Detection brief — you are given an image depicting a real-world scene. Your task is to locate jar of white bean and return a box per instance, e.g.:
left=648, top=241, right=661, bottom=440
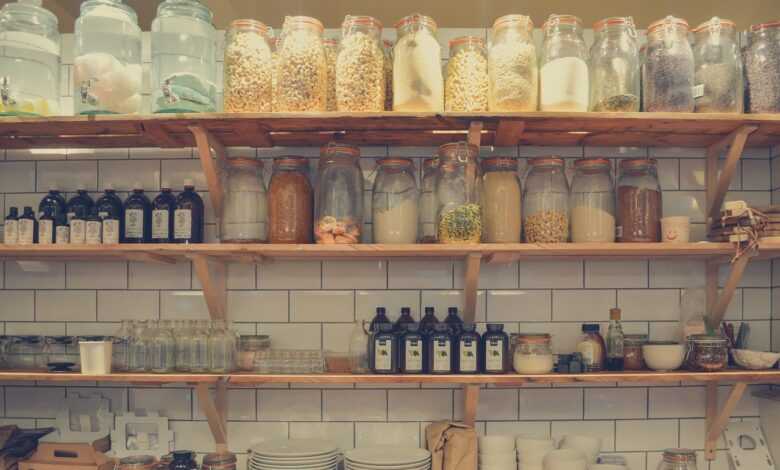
left=223, top=19, right=273, bottom=113
left=276, top=16, right=327, bottom=112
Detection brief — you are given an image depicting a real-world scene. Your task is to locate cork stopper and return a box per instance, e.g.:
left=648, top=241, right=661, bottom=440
left=610, top=308, right=622, bottom=321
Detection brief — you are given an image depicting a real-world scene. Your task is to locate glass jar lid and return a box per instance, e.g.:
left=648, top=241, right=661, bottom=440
left=493, top=14, right=533, bottom=31
left=594, top=16, right=636, bottom=32
left=449, top=35, right=485, bottom=49
left=377, top=157, right=414, bottom=169
left=438, top=142, right=478, bottom=164
left=343, top=15, right=383, bottom=31
left=282, top=15, right=324, bottom=33
left=225, top=157, right=264, bottom=169
left=620, top=158, right=657, bottom=170
left=481, top=156, right=518, bottom=171
left=662, top=449, right=697, bottom=463
left=156, top=0, right=212, bottom=24
left=529, top=156, right=564, bottom=167
left=80, top=0, right=138, bottom=24
left=688, top=334, right=728, bottom=345
left=273, top=156, right=308, bottom=169
left=395, top=13, right=437, bottom=33
left=543, top=14, right=583, bottom=31
left=692, top=17, right=736, bottom=34
left=0, top=0, right=59, bottom=32
left=229, top=18, right=270, bottom=36
left=647, top=16, right=689, bottom=34
left=751, top=21, right=780, bottom=32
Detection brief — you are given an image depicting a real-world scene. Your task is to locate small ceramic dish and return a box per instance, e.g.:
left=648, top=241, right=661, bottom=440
left=733, top=349, right=780, bottom=370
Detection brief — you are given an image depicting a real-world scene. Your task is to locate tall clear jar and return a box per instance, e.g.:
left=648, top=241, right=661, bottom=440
left=590, top=17, right=640, bottom=112
left=617, top=159, right=662, bottom=242
left=481, top=157, right=522, bottom=243
left=223, top=19, right=273, bottom=113
left=174, top=320, right=193, bottom=372
left=73, top=0, right=142, bottom=115
left=540, top=15, right=589, bottom=112
left=151, top=0, right=216, bottom=114
left=147, top=320, right=176, bottom=374
left=315, top=144, right=364, bottom=244
left=692, top=18, right=743, bottom=113
left=445, top=36, right=488, bottom=112
left=393, top=14, right=443, bottom=112
left=0, top=0, right=60, bottom=116
left=419, top=157, right=438, bottom=243
left=372, top=158, right=418, bottom=244
left=112, top=320, right=133, bottom=371
left=208, top=320, right=235, bottom=373
left=221, top=158, right=268, bottom=243
left=337, top=15, right=385, bottom=112
left=323, top=38, right=338, bottom=111
left=189, top=320, right=210, bottom=373
left=268, top=156, right=313, bottom=244
left=570, top=158, right=615, bottom=242
left=657, top=449, right=698, bottom=470
left=523, top=157, right=569, bottom=243
left=436, top=142, right=482, bottom=244
left=276, top=16, right=327, bottom=112
left=488, top=14, right=538, bottom=112
left=644, top=16, right=694, bottom=112
left=745, top=21, right=780, bottom=113
left=128, top=320, right=149, bottom=372
left=383, top=40, right=394, bottom=111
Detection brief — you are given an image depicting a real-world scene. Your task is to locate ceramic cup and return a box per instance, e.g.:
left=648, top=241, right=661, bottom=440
left=543, top=449, right=587, bottom=470
left=479, top=452, right=517, bottom=466
left=560, top=435, right=601, bottom=463
left=479, top=435, right=516, bottom=454
left=661, top=216, right=691, bottom=243
left=79, top=340, right=112, bottom=374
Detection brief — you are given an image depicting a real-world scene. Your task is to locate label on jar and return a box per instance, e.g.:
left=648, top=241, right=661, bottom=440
left=70, top=219, right=86, bottom=244
left=485, top=340, right=504, bottom=372
left=174, top=209, right=192, bottom=239
left=125, top=209, right=144, bottom=239
left=86, top=221, right=102, bottom=245
left=692, top=84, right=705, bottom=99
left=103, top=219, right=119, bottom=244
left=578, top=341, right=598, bottom=369
left=432, top=339, right=452, bottom=372
left=38, top=219, right=54, bottom=244
left=152, top=209, right=170, bottom=240
left=404, top=338, right=423, bottom=372
left=459, top=339, right=478, bottom=373
left=373, top=338, right=393, bottom=372
left=55, top=225, right=70, bottom=244
left=4, top=220, right=18, bottom=244
left=18, top=219, right=34, bottom=245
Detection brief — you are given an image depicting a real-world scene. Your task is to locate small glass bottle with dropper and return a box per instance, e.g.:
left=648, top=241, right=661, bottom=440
left=606, top=307, right=625, bottom=371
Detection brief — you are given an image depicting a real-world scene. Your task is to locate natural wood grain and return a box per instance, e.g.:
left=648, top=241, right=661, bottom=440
left=707, top=252, right=752, bottom=330
left=494, top=120, right=525, bottom=147
left=462, top=384, right=480, bottom=427
left=706, top=125, right=757, bottom=223
left=463, top=254, right=481, bottom=323
left=191, top=254, right=227, bottom=321
left=706, top=382, right=747, bottom=460
left=196, top=383, right=228, bottom=452
left=190, top=125, right=226, bottom=222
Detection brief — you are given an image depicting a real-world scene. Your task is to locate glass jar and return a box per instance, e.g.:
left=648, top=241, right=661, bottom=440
left=685, top=335, right=728, bottom=371
left=372, top=158, right=419, bottom=244
left=147, top=320, right=176, bottom=373
left=436, top=142, right=482, bottom=244
left=315, top=144, right=364, bottom=244
left=151, top=0, right=216, bottom=113
left=0, top=0, right=60, bottom=116
left=481, top=157, right=521, bottom=243
left=276, top=16, right=327, bottom=112
left=112, top=319, right=132, bottom=371
left=174, top=320, right=193, bottom=372
left=419, top=157, right=438, bottom=243
left=657, top=449, right=698, bottom=470
left=45, top=336, right=79, bottom=369
left=128, top=320, right=149, bottom=372
left=513, top=334, right=554, bottom=374
left=208, top=320, right=235, bottom=373
left=7, top=336, right=46, bottom=370
left=540, top=14, right=589, bottom=111
left=692, top=18, right=743, bottom=113
left=623, top=334, right=647, bottom=370
left=223, top=19, right=273, bottom=113
left=445, top=36, right=488, bottom=112
left=617, top=159, right=662, bottom=242
left=383, top=40, right=394, bottom=111
left=644, top=16, right=694, bottom=112
left=221, top=158, right=268, bottom=243
left=570, top=158, right=615, bottom=243
left=237, top=335, right=270, bottom=371
left=268, top=156, right=313, bottom=244
left=745, top=21, right=780, bottom=113
left=590, top=17, right=640, bottom=112
left=73, top=0, right=142, bottom=115
left=393, top=13, right=443, bottom=112
left=523, top=157, right=569, bottom=243
left=189, top=320, right=210, bottom=373
left=337, top=15, right=385, bottom=112
left=488, top=14, right=538, bottom=112
left=270, top=37, right=279, bottom=112
left=323, top=38, right=338, bottom=111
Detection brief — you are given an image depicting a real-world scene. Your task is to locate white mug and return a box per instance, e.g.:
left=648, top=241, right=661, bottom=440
left=661, top=216, right=691, bottom=243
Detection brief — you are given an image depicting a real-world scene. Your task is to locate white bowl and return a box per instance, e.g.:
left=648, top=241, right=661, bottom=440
left=733, top=349, right=780, bottom=370
left=479, top=435, right=516, bottom=454
left=479, top=453, right=516, bottom=466
left=560, top=435, right=601, bottom=463
left=543, top=449, right=587, bottom=470
left=642, top=342, right=685, bottom=371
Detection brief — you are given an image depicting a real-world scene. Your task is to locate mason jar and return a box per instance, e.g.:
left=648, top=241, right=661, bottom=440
left=540, top=14, right=589, bottom=112
left=276, top=16, right=327, bottom=112
left=644, top=16, right=694, bottom=112
left=481, top=157, right=521, bottom=243
left=221, top=158, right=268, bottom=243
left=590, top=17, right=640, bottom=112
left=223, top=19, right=273, bottom=113
left=616, top=159, right=662, bottom=242
left=436, top=142, right=482, bottom=244
left=372, top=158, right=418, bottom=244
left=393, top=14, right=443, bottom=112
left=657, top=449, right=698, bottom=470
left=268, top=156, right=313, bottom=244
left=0, top=0, right=60, bottom=116
left=445, top=36, right=488, bottom=112
left=337, top=15, right=385, bottom=112
left=488, top=14, right=538, bottom=112
left=513, top=334, right=554, bottom=374
left=692, top=17, right=743, bottom=113
left=745, top=21, right=780, bottom=113
left=523, top=157, right=570, bottom=243
left=570, top=158, right=615, bottom=242
left=419, top=157, right=438, bottom=243
left=73, top=0, right=142, bottom=115
left=315, top=143, right=364, bottom=244
left=685, top=334, right=728, bottom=371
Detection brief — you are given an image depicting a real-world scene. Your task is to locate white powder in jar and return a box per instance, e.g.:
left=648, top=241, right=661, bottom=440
left=393, top=29, right=443, bottom=112
left=571, top=205, right=615, bottom=242
left=482, top=171, right=521, bottom=243
left=222, top=171, right=268, bottom=242
left=540, top=56, right=589, bottom=111
left=513, top=353, right=555, bottom=374
left=373, top=196, right=418, bottom=244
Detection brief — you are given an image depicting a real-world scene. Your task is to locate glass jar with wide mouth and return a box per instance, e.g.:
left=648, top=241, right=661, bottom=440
left=540, top=14, right=589, bottom=111
left=436, top=142, right=482, bottom=244
left=323, top=38, right=338, bottom=111
left=745, top=21, right=780, bottom=113
left=590, top=17, right=640, bottom=112
left=337, top=15, right=385, bottom=112
left=7, top=335, right=46, bottom=369
left=570, top=158, right=615, bottom=242
left=616, top=158, right=662, bottom=242
left=73, top=0, right=142, bottom=115
left=513, top=334, right=554, bottom=374
left=692, top=17, right=743, bottom=113
left=419, top=157, right=438, bottom=243
left=223, top=19, right=273, bottom=113
left=221, top=158, right=267, bottom=243
left=268, top=156, right=313, bottom=244
left=523, top=157, right=570, bottom=243
left=315, top=143, right=364, bottom=244
left=0, top=0, right=60, bottom=116
left=372, top=158, right=418, bottom=244
left=393, top=13, right=443, bottom=112
left=481, top=157, right=521, bottom=243
left=383, top=40, right=394, bottom=110
left=644, top=16, right=694, bottom=112
left=488, top=14, right=538, bottom=112
left=46, top=336, right=80, bottom=368
left=658, top=449, right=698, bottom=470
left=276, top=15, right=327, bottom=112
left=445, top=36, right=488, bottom=112
left=685, top=334, right=729, bottom=371
left=623, top=334, right=648, bottom=370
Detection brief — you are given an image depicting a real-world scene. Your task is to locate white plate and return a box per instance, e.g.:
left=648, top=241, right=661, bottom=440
left=345, top=447, right=431, bottom=466
left=346, top=465, right=429, bottom=470
left=251, top=439, right=339, bottom=458
left=251, top=463, right=336, bottom=470
left=251, top=453, right=340, bottom=463
left=251, top=457, right=339, bottom=467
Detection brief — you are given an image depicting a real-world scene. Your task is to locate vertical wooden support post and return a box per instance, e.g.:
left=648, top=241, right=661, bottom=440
left=467, top=121, right=484, bottom=148
left=463, top=254, right=482, bottom=323
left=191, top=254, right=227, bottom=321
left=705, top=382, right=747, bottom=460
left=216, top=377, right=228, bottom=447
left=494, top=120, right=525, bottom=147
left=196, top=382, right=228, bottom=453
left=189, top=125, right=227, bottom=223
left=462, top=384, right=480, bottom=428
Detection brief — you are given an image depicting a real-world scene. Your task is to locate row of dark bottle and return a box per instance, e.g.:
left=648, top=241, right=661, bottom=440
left=368, top=307, right=511, bottom=374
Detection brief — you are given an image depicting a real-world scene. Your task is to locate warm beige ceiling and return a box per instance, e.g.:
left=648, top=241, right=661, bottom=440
left=4, top=0, right=778, bottom=32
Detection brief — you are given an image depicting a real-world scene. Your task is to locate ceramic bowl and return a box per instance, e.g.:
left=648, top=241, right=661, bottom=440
left=479, top=452, right=516, bottom=466
left=733, top=349, right=780, bottom=370
left=479, top=435, right=516, bottom=454
left=543, top=449, right=587, bottom=470
left=560, top=435, right=601, bottom=463
left=588, top=465, right=627, bottom=470
left=642, top=342, right=685, bottom=371
left=516, top=437, right=555, bottom=465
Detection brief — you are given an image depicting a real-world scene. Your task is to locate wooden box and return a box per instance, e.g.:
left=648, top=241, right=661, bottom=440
left=19, top=442, right=112, bottom=470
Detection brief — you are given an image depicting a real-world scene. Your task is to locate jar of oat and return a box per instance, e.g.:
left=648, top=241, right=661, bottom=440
left=617, top=158, right=662, bottom=242
left=373, top=158, right=418, bottom=244
left=540, top=14, right=589, bottom=111
left=268, top=156, right=313, bottom=244
left=644, top=16, right=694, bottom=112
left=692, top=18, right=743, bottom=113
left=445, top=36, right=488, bottom=112
left=436, top=142, right=482, bottom=244
left=383, top=40, right=394, bottom=111
left=271, top=37, right=279, bottom=111
left=570, top=158, right=615, bottom=242
left=323, top=38, right=338, bottom=111
left=745, top=21, right=780, bottom=113
left=223, top=19, right=273, bottom=113
left=276, top=15, right=327, bottom=112
left=221, top=158, right=268, bottom=243
left=488, top=14, right=538, bottom=112
left=336, top=15, right=385, bottom=112
left=523, top=157, right=569, bottom=243
left=590, top=17, right=640, bottom=112
left=315, top=144, right=364, bottom=244
left=393, top=13, right=443, bottom=112
left=481, top=157, right=521, bottom=243
left=419, top=157, right=438, bottom=243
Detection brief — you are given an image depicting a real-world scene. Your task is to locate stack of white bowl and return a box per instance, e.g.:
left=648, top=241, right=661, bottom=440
left=559, top=435, right=602, bottom=465
left=249, top=439, right=339, bottom=470
left=479, top=435, right=517, bottom=470
left=515, top=437, right=556, bottom=470
left=344, top=447, right=431, bottom=470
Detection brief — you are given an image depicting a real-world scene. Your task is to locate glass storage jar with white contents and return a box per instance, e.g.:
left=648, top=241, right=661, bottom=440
left=488, top=14, right=538, bottom=112
left=393, top=13, right=443, bottom=112
left=73, top=0, right=142, bottom=115
left=644, top=16, right=694, bottom=112
left=0, top=0, right=60, bottom=116
left=419, top=157, right=438, bottom=243
left=445, top=36, right=488, bottom=112
left=224, top=20, right=273, bottom=113
left=590, top=17, right=640, bottom=112
left=276, top=16, right=327, bottom=112
left=570, top=158, right=615, bottom=242
left=481, top=157, right=521, bottom=243
left=337, top=15, right=385, bottom=112
left=692, top=17, right=743, bottom=113
left=151, top=0, right=216, bottom=114
left=373, top=158, right=418, bottom=244
left=513, top=334, right=554, bottom=374
left=315, top=144, right=364, bottom=244
left=436, top=142, right=482, bottom=244
left=745, top=21, right=780, bottom=114
left=540, top=14, right=589, bottom=112
left=221, top=158, right=268, bottom=243
left=523, top=157, right=569, bottom=243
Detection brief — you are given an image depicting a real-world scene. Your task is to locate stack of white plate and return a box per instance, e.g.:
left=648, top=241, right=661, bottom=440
left=249, top=439, right=340, bottom=470
left=345, top=447, right=431, bottom=470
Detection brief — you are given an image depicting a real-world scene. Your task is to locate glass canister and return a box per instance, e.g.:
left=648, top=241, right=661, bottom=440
left=223, top=19, right=273, bottom=113
left=657, top=449, right=698, bottom=470
left=513, top=334, right=554, bottom=374
left=276, top=16, right=327, bottom=112
left=481, top=157, right=521, bottom=243
left=589, top=17, right=640, bottom=112
left=268, top=156, right=313, bottom=244
left=147, top=320, right=176, bottom=373
left=419, top=157, right=438, bottom=243
left=644, top=16, right=695, bottom=112
left=393, top=13, right=443, bottom=112
left=436, top=142, right=482, bottom=244
left=372, top=158, right=419, bottom=244
left=221, top=158, right=268, bottom=243
left=616, top=158, right=662, bottom=242
left=315, top=144, right=364, bottom=244
left=523, top=157, right=570, bottom=243
left=383, top=40, right=394, bottom=111
left=570, top=158, right=615, bottom=243
left=323, top=38, right=338, bottom=111
left=540, top=14, right=589, bottom=112
left=7, top=336, right=46, bottom=369
left=0, top=0, right=60, bottom=116
left=623, top=334, right=647, bottom=370
left=208, top=320, right=236, bottom=373
left=685, top=334, right=728, bottom=371
left=445, top=36, right=488, bottom=112
left=692, top=17, right=743, bottom=113
left=73, top=0, right=142, bottom=115
left=745, top=21, right=780, bottom=114
left=46, top=336, right=80, bottom=369
left=337, top=15, right=385, bottom=112
left=488, top=14, right=538, bottom=112
left=237, top=335, right=270, bottom=371
left=151, top=0, right=216, bottom=113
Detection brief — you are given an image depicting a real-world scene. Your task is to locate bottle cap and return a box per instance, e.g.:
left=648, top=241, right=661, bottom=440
left=461, top=323, right=476, bottom=333
left=610, top=308, right=621, bottom=321
left=401, top=307, right=411, bottom=315
left=424, top=307, right=434, bottom=314
left=582, top=323, right=601, bottom=333
left=23, top=206, right=33, bottom=212
left=8, top=207, right=18, bottom=216
left=486, top=323, right=504, bottom=332
left=376, top=307, right=386, bottom=315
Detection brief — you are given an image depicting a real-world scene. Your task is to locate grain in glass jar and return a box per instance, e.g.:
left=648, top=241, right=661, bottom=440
left=623, top=334, right=648, bottom=370
left=657, top=449, right=698, bottom=470
left=337, top=16, right=385, bottom=112
left=570, top=158, right=615, bottom=243
left=436, top=142, right=482, bottom=244
left=268, top=157, right=313, bottom=244
left=616, top=159, right=662, bottom=242
left=323, top=38, right=338, bottom=111
left=223, top=20, right=273, bottom=113
left=513, top=334, right=554, bottom=374
left=276, top=16, right=327, bottom=112
left=481, top=157, right=521, bottom=243
left=488, top=14, right=538, bottom=112
left=393, top=14, right=443, bottom=112
left=644, top=16, right=694, bottom=112
left=445, top=36, right=488, bottom=112
left=383, top=40, right=394, bottom=110
left=271, top=37, right=279, bottom=111
left=373, top=158, right=418, bottom=244
left=692, top=18, right=743, bottom=113
left=685, top=334, right=728, bottom=371
left=523, top=157, right=570, bottom=243
left=745, top=21, right=780, bottom=113
left=315, top=144, right=364, bottom=244
left=221, top=158, right=267, bottom=243
left=419, top=157, right=438, bottom=243
left=589, top=17, right=640, bottom=112
left=540, top=14, right=589, bottom=111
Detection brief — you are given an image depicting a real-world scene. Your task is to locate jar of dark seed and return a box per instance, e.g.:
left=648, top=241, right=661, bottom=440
left=644, top=16, right=694, bottom=112
left=685, top=334, right=728, bottom=371
left=746, top=21, right=780, bottom=114
left=589, top=17, right=640, bottom=112
left=692, top=17, right=743, bottom=113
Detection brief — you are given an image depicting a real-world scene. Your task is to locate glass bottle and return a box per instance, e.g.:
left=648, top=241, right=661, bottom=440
left=128, top=320, right=149, bottom=372
left=189, top=320, right=210, bottom=373
left=148, top=320, right=176, bottom=373
left=96, top=187, right=124, bottom=242
left=151, top=0, right=216, bottom=113
left=314, top=144, right=364, bottom=244
left=445, top=36, right=488, bottom=112
left=66, top=189, right=94, bottom=224
left=18, top=206, right=36, bottom=245
left=268, top=156, right=312, bottom=244
left=382, top=39, right=393, bottom=111
left=39, top=188, right=67, bottom=226
left=570, top=158, right=615, bottom=243
left=369, top=307, right=391, bottom=334
left=420, top=306, right=439, bottom=335
left=170, top=451, right=198, bottom=470
left=481, top=157, right=521, bottom=243
left=349, top=321, right=370, bottom=374
left=112, top=320, right=133, bottom=372
left=102, top=209, right=120, bottom=244
left=692, top=17, right=743, bottom=113
left=395, top=307, right=415, bottom=333
left=222, top=158, right=267, bottom=243
left=456, top=324, right=481, bottom=374
left=151, top=187, right=176, bottom=243
left=38, top=206, right=55, bottom=245
left=4, top=207, right=18, bottom=245
left=208, top=320, right=234, bottom=373
left=428, top=324, right=453, bottom=374
left=616, top=159, right=662, bottom=242
left=85, top=207, right=102, bottom=245
left=337, top=15, right=384, bottom=112
left=657, top=449, right=698, bottom=470
left=393, top=13, right=443, bottom=112
left=276, top=15, right=327, bottom=112
left=746, top=22, right=780, bottom=113
left=577, top=324, right=606, bottom=372
left=123, top=187, right=151, bottom=243
left=370, top=323, right=398, bottom=374
left=606, top=308, right=625, bottom=371
left=540, top=14, right=589, bottom=111
left=444, top=307, right=464, bottom=337
left=482, top=324, right=510, bottom=373
left=489, top=14, right=538, bottom=111
left=323, top=38, right=338, bottom=112
left=436, top=142, right=482, bottom=244
left=419, top=158, right=438, bottom=243
left=644, top=16, right=694, bottom=112
left=175, top=181, right=204, bottom=244
left=400, top=323, right=425, bottom=374
left=223, top=19, right=273, bottom=113
left=70, top=207, right=86, bottom=245
left=590, top=17, right=640, bottom=112
left=73, top=0, right=142, bottom=115
left=373, top=158, right=418, bottom=244
left=523, top=157, right=570, bottom=243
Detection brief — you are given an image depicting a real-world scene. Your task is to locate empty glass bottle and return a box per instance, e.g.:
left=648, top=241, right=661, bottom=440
left=208, top=320, right=235, bottom=373
left=590, top=17, right=640, bottom=112
left=148, top=320, right=176, bottom=373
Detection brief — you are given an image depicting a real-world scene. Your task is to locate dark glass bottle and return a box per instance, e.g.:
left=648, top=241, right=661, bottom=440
left=427, top=324, right=454, bottom=374
left=102, top=210, right=120, bottom=244
left=39, top=188, right=67, bottom=226
left=85, top=208, right=102, bottom=245
left=38, top=206, right=56, bottom=244
left=96, top=188, right=124, bottom=242
left=170, top=450, right=197, bottom=470
left=400, top=323, right=425, bottom=374
left=420, top=307, right=439, bottom=335
left=4, top=207, right=19, bottom=244
left=395, top=307, right=416, bottom=333
left=457, top=323, right=481, bottom=374
left=370, top=323, right=399, bottom=374
left=66, top=188, right=94, bottom=223
left=369, top=307, right=391, bottom=334
left=482, top=324, right=510, bottom=374
left=70, top=207, right=86, bottom=244
left=55, top=218, right=70, bottom=244
left=18, top=206, right=37, bottom=244
left=151, top=187, right=176, bottom=243
left=123, top=188, right=152, bottom=243
left=606, top=308, right=625, bottom=371
left=174, top=182, right=204, bottom=244
left=444, top=307, right=464, bottom=336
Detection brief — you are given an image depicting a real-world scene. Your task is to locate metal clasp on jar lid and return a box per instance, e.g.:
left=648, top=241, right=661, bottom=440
left=593, top=16, right=637, bottom=38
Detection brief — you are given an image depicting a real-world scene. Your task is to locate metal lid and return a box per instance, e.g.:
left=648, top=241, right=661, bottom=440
left=647, top=16, right=689, bottom=34
left=620, top=158, right=657, bottom=170
left=395, top=13, right=437, bottom=32
left=529, top=156, right=564, bottom=167
left=582, top=324, right=601, bottom=333
left=225, top=157, right=264, bottom=169
left=594, top=16, right=636, bottom=31
left=688, top=334, right=728, bottom=344
left=493, top=14, right=533, bottom=31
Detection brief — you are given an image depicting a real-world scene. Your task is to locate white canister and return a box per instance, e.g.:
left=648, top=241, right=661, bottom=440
left=79, top=339, right=113, bottom=375
left=661, top=216, right=691, bottom=243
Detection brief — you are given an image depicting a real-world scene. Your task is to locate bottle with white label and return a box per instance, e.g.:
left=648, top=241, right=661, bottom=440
left=38, top=188, right=67, bottom=226
left=151, top=187, right=176, bottom=243
left=123, top=187, right=152, bottom=243
left=70, top=208, right=86, bottom=245
left=55, top=222, right=70, bottom=244
left=102, top=212, right=120, bottom=244
left=400, top=323, right=425, bottom=374
left=482, top=323, right=510, bottom=374
left=85, top=208, right=102, bottom=245
left=427, top=324, right=453, bottom=374
left=4, top=207, right=19, bottom=245
left=18, top=207, right=37, bottom=245
left=66, top=188, right=94, bottom=223
left=457, top=323, right=481, bottom=374
left=370, top=323, right=398, bottom=374
left=174, top=181, right=204, bottom=243
left=96, top=188, right=124, bottom=242
left=38, top=206, right=56, bottom=245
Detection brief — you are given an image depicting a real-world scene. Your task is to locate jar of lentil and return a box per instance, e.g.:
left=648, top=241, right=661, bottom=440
left=657, top=449, right=698, bottom=470
left=419, top=157, right=438, bottom=243
left=315, top=143, right=364, bottom=244
left=445, top=36, right=488, bottom=112
left=436, top=142, right=482, bottom=244
left=570, top=158, right=615, bottom=243
left=276, top=16, right=327, bottom=112
left=513, top=334, right=554, bottom=374
left=540, top=14, right=589, bottom=112
left=523, top=157, right=570, bottom=243
left=685, top=334, right=728, bottom=371
left=692, top=17, right=743, bottom=113
left=268, top=156, right=313, bottom=244
left=623, top=334, right=648, bottom=370
left=616, top=159, right=662, bottom=242
left=481, top=157, right=521, bottom=243
left=337, top=15, right=385, bottom=112
left=644, top=16, right=695, bottom=112
left=323, top=38, right=338, bottom=111
left=383, top=40, right=394, bottom=111
left=393, top=14, right=443, bottom=112
left=745, top=21, right=780, bottom=114
left=223, top=20, right=273, bottom=113
left=373, top=158, right=418, bottom=244
left=488, top=14, right=538, bottom=112
left=589, top=17, right=640, bottom=112
left=221, top=158, right=267, bottom=243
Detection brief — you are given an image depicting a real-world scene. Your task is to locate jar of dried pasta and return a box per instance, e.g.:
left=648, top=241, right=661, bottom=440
left=445, top=36, right=488, bottom=112
left=337, top=15, right=385, bottom=112
left=223, top=19, right=273, bottom=113
left=276, top=16, right=327, bottom=112
left=488, top=14, right=538, bottom=111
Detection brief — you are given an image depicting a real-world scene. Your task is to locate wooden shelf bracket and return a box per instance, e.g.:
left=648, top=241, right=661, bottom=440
left=196, top=378, right=229, bottom=454
left=706, top=251, right=754, bottom=331
left=705, top=125, right=759, bottom=224
left=191, top=254, right=227, bottom=321
left=462, top=384, right=481, bottom=428
left=189, top=125, right=228, bottom=223
left=705, top=381, right=748, bottom=460
left=467, top=121, right=484, bottom=148
left=462, top=253, right=482, bottom=323
left=494, top=120, right=525, bottom=147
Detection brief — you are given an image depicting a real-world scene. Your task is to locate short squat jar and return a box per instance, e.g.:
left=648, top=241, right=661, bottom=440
left=692, top=17, right=743, bottom=113
left=523, top=157, right=570, bottom=243
left=223, top=19, right=273, bottom=113
left=644, top=16, right=694, bottom=112
left=685, top=334, right=728, bottom=371
left=589, top=17, right=640, bottom=112
left=658, top=449, right=698, bottom=470
left=276, top=16, right=327, bottom=112
left=315, top=144, right=364, bottom=244
left=513, top=334, right=554, bottom=374
left=488, top=14, right=538, bottom=111
left=372, top=158, right=419, bottom=244
left=570, top=158, right=615, bottom=243
left=745, top=21, right=780, bottom=114
left=623, top=334, right=648, bottom=370
left=221, top=158, right=268, bottom=243
left=540, top=14, right=589, bottom=112
left=436, top=142, right=482, bottom=244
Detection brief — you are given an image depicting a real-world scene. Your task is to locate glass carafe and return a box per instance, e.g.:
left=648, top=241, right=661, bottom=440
left=540, top=14, right=589, bottom=111
left=436, top=142, right=482, bottom=244
left=590, top=17, right=640, bottom=112
left=488, top=14, right=538, bottom=111
left=393, top=14, right=443, bottom=112
left=746, top=22, right=780, bottom=113
left=337, top=15, right=385, bottom=112
left=148, top=320, right=176, bottom=373
left=276, top=16, right=327, bottom=112
left=691, top=18, right=743, bottom=113
left=419, top=158, right=438, bottom=243
left=616, top=159, right=662, bottom=242
left=372, top=158, right=419, bottom=244
left=208, top=320, right=235, bottom=373
left=523, top=157, right=570, bottom=243
left=445, top=36, right=488, bottom=112
left=644, top=16, right=694, bottom=112
left=315, top=144, right=364, bottom=244
left=481, top=157, right=521, bottom=243
left=268, top=156, right=313, bottom=244
left=570, top=158, right=615, bottom=242
left=223, top=19, right=273, bottom=113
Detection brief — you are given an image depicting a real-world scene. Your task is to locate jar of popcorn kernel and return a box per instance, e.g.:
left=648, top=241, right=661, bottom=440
left=277, top=16, right=327, bottom=112
left=445, top=36, right=488, bottom=112
left=336, top=15, right=385, bottom=112
left=323, top=38, right=338, bottom=111
left=223, top=19, right=273, bottom=113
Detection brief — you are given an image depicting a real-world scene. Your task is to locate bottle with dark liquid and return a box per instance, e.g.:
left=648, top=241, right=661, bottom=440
left=400, top=323, right=425, bottom=374
left=606, top=308, right=625, bottom=371
left=482, top=323, right=510, bottom=373
left=151, top=187, right=176, bottom=243
left=395, top=307, right=415, bottom=333
left=174, top=181, right=204, bottom=244
left=420, top=307, right=439, bottom=335
left=38, top=206, right=56, bottom=245
left=369, top=307, right=391, bottom=334
left=38, top=188, right=67, bottom=225
left=123, top=187, right=152, bottom=243
left=66, top=187, right=94, bottom=223
left=427, top=324, right=454, bottom=374
left=370, top=323, right=398, bottom=374
left=456, top=323, right=481, bottom=374
left=444, top=307, right=464, bottom=336
left=96, top=187, right=124, bottom=242
left=85, top=208, right=102, bottom=245
left=18, top=206, right=37, bottom=245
